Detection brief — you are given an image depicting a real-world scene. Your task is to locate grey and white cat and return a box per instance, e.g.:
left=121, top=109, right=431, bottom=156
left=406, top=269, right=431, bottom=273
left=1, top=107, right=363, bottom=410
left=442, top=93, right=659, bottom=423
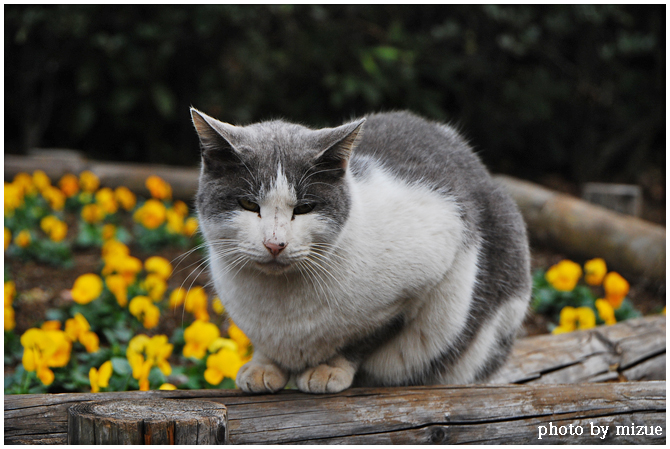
left=191, top=109, right=531, bottom=394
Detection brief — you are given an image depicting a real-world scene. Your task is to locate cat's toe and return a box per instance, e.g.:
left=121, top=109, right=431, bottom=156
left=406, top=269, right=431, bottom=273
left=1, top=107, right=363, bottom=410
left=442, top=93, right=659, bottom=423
left=237, top=362, right=288, bottom=394
left=296, top=364, right=353, bottom=394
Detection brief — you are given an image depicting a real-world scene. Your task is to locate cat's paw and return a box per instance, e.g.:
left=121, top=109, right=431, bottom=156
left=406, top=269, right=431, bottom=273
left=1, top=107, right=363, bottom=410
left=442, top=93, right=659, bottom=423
left=236, top=361, right=289, bottom=394
left=296, top=363, right=354, bottom=394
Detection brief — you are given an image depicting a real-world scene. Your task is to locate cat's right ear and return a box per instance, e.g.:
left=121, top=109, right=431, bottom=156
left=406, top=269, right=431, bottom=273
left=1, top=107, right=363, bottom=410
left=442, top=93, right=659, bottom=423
left=190, top=108, right=242, bottom=167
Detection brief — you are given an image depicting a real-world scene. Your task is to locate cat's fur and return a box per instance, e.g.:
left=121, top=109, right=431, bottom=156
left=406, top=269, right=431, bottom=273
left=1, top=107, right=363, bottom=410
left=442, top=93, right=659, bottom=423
left=191, top=109, right=531, bottom=394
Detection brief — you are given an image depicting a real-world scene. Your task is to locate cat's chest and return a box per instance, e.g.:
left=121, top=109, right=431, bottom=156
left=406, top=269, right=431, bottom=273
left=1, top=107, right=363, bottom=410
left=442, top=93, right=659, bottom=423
left=213, top=268, right=400, bottom=369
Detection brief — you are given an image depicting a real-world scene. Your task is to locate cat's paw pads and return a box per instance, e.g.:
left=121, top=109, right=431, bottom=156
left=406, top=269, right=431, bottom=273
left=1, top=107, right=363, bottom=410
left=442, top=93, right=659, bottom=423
left=237, top=362, right=288, bottom=394
left=296, top=364, right=354, bottom=394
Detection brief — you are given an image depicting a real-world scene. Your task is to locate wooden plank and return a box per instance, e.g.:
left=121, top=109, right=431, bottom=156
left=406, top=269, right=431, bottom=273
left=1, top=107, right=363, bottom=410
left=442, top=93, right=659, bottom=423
left=492, top=315, right=665, bottom=384
left=4, top=382, right=666, bottom=444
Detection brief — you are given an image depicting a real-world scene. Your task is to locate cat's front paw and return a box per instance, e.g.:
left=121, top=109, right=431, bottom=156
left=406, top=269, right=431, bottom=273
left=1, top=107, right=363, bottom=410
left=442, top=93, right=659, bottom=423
left=296, top=363, right=355, bottom=394
left=237, top=361, right=289, bottom=394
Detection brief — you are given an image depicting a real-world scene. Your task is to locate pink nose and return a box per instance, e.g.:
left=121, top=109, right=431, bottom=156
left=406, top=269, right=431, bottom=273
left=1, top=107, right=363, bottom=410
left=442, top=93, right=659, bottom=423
left=264, top=240, right=287, bottom=257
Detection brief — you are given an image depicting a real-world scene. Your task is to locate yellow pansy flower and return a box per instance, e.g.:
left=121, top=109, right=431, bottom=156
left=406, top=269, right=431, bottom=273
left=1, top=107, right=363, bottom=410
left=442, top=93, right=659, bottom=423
left=545, top=260, right=582, bottom=292
left=204, top=347, right=245, bottom=385
left=184, top=286, right=209, bottom=321
left=143, top=274, right=168, bottom=302
left=102, top=224, right=116, bottom=241
left=89, top=360, right=113, bottom=393
left=65, top=313, right=90, bottom=341
left=126, top=334, right=173, bottom=391
left=228, top=321, right=251, bottom=349
left=603, top=272, right=629, bottom=310
left=183, top=320, right=220, bottom=359
left=41, top=320, right=62, bottom=331
left=166, top=208, right=184, bottom=234
left=159, top=383, right=177, bottom=390
left=212, top=297, right=225, bottom=315
left=144, top=256, right=173, bottom=280
left=114, top=186, right=136, bottom=211
left=4, top=182, right=24, bottom=216
left=134, top=199, right=167, bottom=229
left=5, top=306, right=16, bottom=331
left=169, top=287, right=186, bottom=308
left=102, top=253, right=142, bottom=284
left=145, top=175, right=172, bottom=200
left=5, top=227, right=11, bottom=250
left=129, top=296, right=160, bottom=329
left=95, top=187, right=118, bottom=215
left=81, top=203, right=105, bottom=224
left=105, top=274, right=128, bottom=307
left=58, top=173, right=79, bottom=198
left=71, top=274, right=103, bottom=305
left=595, top=298, right=616, bottom=325
left=173, top=200, right=189, bottom=217
left=80, top=331, right=100, bottom=353
left=102, top=239, right=130, bottom=258
left=183, top=217, right=198, bottom=237
left=32, top=170, right=51, bottom=192
left=552, top=306, right=596, bottom=334
left=13, top=173, right=36, bottom=196
left=40, top=216, right=67, bottom=242
left=21, top=328, right=72, bottom=385
left=42, top=186, right=66, bottom=211
left=5, top=280, right=16, bottom=308
left=584, top=258, right=607, bottom=286
left=15, top=229, right=31, bottom=248
left=79, top=171, right=100, bottom=193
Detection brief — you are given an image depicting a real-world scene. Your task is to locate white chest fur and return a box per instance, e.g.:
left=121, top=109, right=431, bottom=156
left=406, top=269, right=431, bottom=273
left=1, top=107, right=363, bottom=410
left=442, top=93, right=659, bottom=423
left=208, top=166, right=466, bottom=372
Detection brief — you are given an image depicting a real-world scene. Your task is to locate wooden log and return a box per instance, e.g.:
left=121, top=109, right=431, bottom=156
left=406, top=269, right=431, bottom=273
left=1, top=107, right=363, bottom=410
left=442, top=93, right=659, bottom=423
left=4, top=153, right=200, bottom=203
left=66, top=399, right=227, bottom=444
left=3, top=382, right=665, bottom=444
left=494, top=174, right=665, bottom=281
left=493, top=315, right=666, bottom=384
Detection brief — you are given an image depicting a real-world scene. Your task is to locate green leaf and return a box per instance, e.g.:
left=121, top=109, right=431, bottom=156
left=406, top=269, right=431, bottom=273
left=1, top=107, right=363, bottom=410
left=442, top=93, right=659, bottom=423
left=111, top=357, right=132, bottom=376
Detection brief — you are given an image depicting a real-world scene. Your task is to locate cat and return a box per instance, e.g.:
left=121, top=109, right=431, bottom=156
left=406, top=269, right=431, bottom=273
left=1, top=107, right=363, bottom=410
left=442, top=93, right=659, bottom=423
left=191, top=108, right=531, bottom=394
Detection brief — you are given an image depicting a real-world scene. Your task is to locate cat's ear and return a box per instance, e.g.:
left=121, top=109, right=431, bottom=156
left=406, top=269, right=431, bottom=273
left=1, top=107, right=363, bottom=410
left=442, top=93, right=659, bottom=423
left=190, top=108, right=242, bottom=167
left=314, top=118, right=365, bottom=172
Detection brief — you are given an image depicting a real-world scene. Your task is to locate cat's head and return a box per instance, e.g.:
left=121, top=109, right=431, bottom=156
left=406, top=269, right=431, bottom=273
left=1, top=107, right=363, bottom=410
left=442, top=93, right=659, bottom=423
left=191, top=108, right=364, bottom=275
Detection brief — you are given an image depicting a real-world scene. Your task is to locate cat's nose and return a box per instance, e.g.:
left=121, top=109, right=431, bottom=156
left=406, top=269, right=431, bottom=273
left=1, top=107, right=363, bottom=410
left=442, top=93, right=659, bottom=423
left=264, top=240, right=287, bottom=257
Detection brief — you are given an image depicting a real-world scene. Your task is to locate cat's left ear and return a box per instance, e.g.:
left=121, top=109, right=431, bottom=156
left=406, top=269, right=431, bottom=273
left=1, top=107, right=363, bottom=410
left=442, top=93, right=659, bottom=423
left=190, top=107, right=243, bottom=167
left=314, top=118, right=365, bottom=172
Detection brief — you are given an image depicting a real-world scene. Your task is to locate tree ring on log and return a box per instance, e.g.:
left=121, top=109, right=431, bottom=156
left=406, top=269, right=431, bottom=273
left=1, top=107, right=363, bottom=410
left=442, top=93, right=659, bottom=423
left=67, top=399, right=227, bottom=444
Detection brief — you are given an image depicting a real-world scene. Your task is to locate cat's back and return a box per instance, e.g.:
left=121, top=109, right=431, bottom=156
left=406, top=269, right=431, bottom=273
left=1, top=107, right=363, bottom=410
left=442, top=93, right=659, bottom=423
left=351, top=111, right=492, bottom=195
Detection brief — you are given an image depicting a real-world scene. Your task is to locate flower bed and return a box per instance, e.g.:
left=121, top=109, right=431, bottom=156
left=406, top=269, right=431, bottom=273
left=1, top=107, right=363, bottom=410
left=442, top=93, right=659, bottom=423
left=5, top=170, right=251, bottom=394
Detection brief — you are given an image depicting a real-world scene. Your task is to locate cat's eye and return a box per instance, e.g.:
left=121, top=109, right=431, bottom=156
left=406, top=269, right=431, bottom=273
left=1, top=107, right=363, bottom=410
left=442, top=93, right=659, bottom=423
left=293, top=203, right=315, bottom=215
left=238, top=198, right=260, bottom=213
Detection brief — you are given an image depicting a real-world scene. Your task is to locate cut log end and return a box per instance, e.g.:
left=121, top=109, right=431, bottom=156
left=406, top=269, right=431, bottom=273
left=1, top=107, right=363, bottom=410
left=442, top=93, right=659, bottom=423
left=67, top=399, right=227, bottom=445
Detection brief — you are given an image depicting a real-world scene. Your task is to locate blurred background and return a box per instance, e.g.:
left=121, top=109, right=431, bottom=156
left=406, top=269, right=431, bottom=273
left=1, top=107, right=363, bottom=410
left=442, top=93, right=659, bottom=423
left=4, top=4, right=665, bottom=222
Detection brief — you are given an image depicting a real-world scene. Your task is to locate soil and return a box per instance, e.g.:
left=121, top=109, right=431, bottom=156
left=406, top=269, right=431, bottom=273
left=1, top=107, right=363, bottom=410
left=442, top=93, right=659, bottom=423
left=7, top=240, right=666, bottom=339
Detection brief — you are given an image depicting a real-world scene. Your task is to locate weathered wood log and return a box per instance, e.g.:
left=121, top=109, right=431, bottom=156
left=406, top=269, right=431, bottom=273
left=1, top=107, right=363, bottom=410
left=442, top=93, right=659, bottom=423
left=494, top=315, right=666, bottom=384
left=5, top=154, right=665, bottom=281
left=494, top=174, right=665, bottom=281
left=67, top=399, right=227, bottom=444
left=4, top=382, right=665, bottom=444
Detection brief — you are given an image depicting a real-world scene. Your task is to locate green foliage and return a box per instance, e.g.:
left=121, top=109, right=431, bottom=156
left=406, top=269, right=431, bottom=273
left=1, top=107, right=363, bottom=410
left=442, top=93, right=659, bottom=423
left=5, top=5, right=664, bottom=183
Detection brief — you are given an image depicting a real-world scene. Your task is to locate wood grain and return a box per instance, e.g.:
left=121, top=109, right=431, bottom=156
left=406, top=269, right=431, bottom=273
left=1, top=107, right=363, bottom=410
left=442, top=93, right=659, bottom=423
left=492, top=315, right=666, bottom=384
left=66, top=399, right=227, bottom=444
left=5, top=382, right=665, bottom=444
